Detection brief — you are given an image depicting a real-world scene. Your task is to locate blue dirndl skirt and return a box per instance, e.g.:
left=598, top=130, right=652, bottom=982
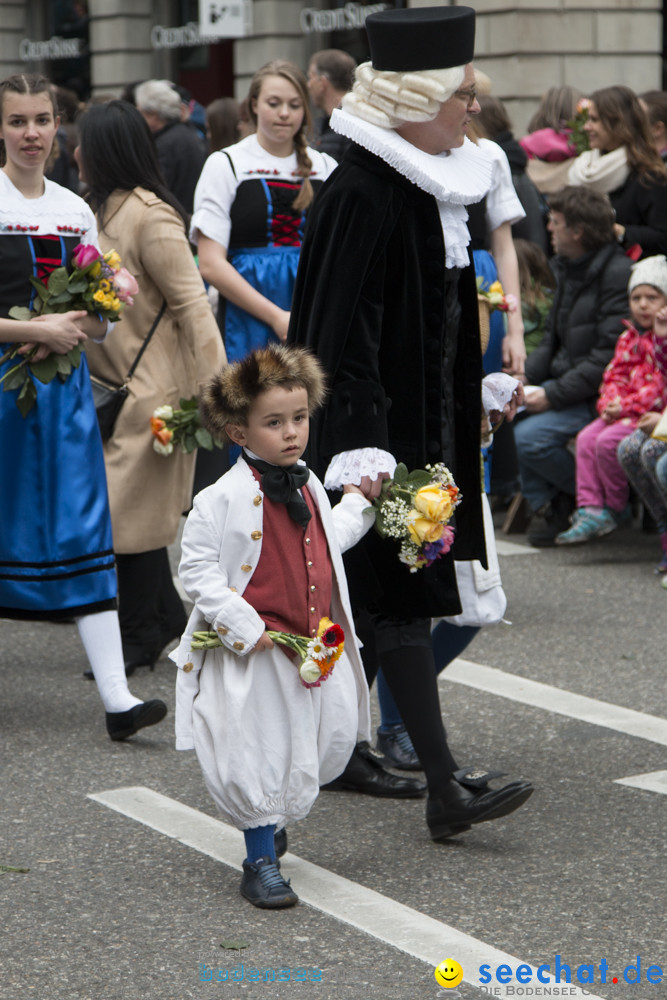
left=0, top=351, right=117, bottom=619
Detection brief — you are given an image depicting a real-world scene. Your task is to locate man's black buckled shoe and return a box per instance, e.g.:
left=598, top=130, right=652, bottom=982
left=321, top=741, right=426, bottom=798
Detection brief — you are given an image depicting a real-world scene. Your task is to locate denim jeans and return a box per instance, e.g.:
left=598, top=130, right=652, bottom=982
left=514, top=403, right=592, bottom=511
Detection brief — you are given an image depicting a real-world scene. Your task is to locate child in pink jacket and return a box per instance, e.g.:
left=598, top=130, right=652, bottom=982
left=557, top=255, right=667, bottom=544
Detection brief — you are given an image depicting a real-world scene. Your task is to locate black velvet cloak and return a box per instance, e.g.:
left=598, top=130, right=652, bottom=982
left=288, top=142, right=486, bottom=617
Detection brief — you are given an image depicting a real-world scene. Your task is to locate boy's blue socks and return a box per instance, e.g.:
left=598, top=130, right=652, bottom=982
left=243, top=824, right=277, bottom=863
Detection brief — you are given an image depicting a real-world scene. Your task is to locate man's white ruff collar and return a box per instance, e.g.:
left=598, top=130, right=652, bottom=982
left=331, top=107, right=493, bottom=269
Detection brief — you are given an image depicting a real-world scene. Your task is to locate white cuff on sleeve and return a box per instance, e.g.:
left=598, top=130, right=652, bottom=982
left=324, top=448, right=397, bottom=490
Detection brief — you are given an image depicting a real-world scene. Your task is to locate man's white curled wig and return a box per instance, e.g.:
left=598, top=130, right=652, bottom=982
left=342, top=62, right=466, bottom=129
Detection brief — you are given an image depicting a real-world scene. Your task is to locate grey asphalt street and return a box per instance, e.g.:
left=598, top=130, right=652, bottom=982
left=1, top=518, right=665, bottom=1000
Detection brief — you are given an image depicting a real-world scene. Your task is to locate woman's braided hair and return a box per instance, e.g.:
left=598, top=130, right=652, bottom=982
left=247, top=59, right=314, bottom=213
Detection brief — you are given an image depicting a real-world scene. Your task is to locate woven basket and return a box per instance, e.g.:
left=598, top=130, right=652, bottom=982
left=477, top=296, right=491, bottom=355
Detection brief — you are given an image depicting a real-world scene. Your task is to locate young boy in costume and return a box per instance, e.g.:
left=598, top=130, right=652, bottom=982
left=171, top=345, right=374, bottom=909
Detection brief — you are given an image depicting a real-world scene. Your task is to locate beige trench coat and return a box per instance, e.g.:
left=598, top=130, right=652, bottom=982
left=86, top=188, right=226, bottom=553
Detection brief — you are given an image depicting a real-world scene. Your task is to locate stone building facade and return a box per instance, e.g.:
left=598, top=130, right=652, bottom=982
left=0, top=0, right=663, bottom=131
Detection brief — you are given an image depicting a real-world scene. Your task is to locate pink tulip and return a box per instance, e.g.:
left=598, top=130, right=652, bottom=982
left=72, top=243, right=102, bottom=269
left=113, top=267, right=139, bottom=306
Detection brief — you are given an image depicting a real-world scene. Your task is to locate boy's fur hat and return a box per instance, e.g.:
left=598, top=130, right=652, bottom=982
left=200, top=344, right=327, bottom=437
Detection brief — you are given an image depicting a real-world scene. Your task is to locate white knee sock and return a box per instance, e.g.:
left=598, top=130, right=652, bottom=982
left=75, top=611, right=142, bottom=714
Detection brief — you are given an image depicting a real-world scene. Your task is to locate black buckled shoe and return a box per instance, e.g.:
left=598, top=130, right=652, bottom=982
left=427, top=774, right=534, bottom=842
left=274, top=828, right=287, bottom=859
left=240, top=856, right=298, bottom=909
left=321, top=741, right=427, bottom=798
left=376, top=724, right=422, bottom=771
left=105, top=699, right=168, bottom=741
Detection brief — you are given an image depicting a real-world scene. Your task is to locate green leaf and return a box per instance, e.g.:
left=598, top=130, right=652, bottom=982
left=54, top=355, right=73, bottom=377
left=179, top=396, right=199, bottom=411
left=219, top=940, right=249, bottom=951
left=8, top=306, right=32, bottom=321
left=46, top=267, right=69, bottom=295
left=16, top=377, right=37, bottom=417
left=406, top=470, right=432, bottom=488
left=67, top=345, right=82, bottom=368
left=2, top=366, right=29, bottom=392
left=30, top=355, right=59, bottom=384
left=67, top=277, right=88, bottom=294
left=393, top=463, right=408, bottom=484
left=28, top=277, right=50, bottom=302
left=47, top=292, right=73, bottom=306
left=195, top=427, right=213, bottom=450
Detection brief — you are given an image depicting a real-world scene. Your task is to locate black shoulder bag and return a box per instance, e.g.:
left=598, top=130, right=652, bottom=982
left=90, top=300, right=167, bottom=441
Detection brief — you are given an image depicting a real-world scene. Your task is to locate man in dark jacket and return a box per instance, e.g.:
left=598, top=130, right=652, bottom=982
left=135, top=79, right=207, bottom=217
left=290, top=6, right=532, bottom=841
left=307, top=49, right=356, bottom=161
left=515, top=185, right=632, bottom=546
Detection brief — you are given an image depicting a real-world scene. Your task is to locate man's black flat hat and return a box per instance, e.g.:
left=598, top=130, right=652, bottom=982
left=366, top=6, right=475, bottom=72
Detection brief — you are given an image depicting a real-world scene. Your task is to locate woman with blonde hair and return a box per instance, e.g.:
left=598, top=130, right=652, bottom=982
left=568, top=85, right=667, bottom=257
left=192, top=60, right=337, bottom=363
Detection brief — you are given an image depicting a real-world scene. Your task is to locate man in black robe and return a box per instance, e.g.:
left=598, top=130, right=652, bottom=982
left=289, top=6, right=533, bottom=841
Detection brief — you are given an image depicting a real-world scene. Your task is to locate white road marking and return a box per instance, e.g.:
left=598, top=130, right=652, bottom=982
left=442, top=660, right=667, bottom=748
left=496, top=538, right=539, bottom=557
left=614, top=770, right=667, bottom=795
left=88, top=786, right=603, bottom=1000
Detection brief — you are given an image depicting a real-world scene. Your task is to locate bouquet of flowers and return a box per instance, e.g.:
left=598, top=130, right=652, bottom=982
left=565, top=97, right=592, bottom=156
left=0, top=243, right=138, bottom=416
left=371, top=463, right=461, bottom=572
left=191, top=616, right=345, bottom=689
left=150, top=398, right=225, bottom=456
left=476, top=277, right=518, bottom=314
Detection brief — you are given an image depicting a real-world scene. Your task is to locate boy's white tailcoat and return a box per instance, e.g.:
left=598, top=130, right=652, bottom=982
left=171, top=457, right=374, bottom=829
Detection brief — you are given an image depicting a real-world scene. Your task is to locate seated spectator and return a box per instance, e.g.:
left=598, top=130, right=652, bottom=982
left=521, top=85, right=583, bottom=195
left=556, top=255, right=667, bottom=544
left=477, top=95, right=548, bottom=253
left=515, top=186, right=632, bottom=546
left=568, top=85, right=667, bottom=259
left=135, top=78, right=207, bottom=215
left=618, top=407, right=667, bottom=573
left=514, top=238, right=555, bottom=355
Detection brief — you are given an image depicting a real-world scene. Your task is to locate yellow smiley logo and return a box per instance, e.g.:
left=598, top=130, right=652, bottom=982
left=434, top=959, right=464, bottom=988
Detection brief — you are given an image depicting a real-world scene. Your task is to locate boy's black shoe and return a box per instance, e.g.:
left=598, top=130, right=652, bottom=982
left=240, top=856, right=298, bottom=909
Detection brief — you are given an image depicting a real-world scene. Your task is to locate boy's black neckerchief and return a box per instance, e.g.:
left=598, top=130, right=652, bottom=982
left=242, top=452, right=312, bottom=529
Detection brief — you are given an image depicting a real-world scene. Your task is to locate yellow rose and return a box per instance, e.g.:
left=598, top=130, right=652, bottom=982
left=93, top=289, right=106, bottom=303
left=89, top=261, right=102, bottom=278
left=413, top=484, right=454, bottom=523
left=104, top=250, right=122, bottom=270
left=488, top=280, right=504, bottom=295
left=407, top=512, right=445, bottom=545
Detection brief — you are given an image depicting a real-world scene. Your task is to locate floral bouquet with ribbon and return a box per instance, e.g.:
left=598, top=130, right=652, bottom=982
left=191, top=616, right=345, bottom=689
left=476, top=277, right=518, bottom=315
left=565, top=97, right=592, bottom=156
left=371, top=463, right=461, bottom=573
left=0, top=243, right=138, bottom=416
left=150, top=397, right=225, bottom=456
